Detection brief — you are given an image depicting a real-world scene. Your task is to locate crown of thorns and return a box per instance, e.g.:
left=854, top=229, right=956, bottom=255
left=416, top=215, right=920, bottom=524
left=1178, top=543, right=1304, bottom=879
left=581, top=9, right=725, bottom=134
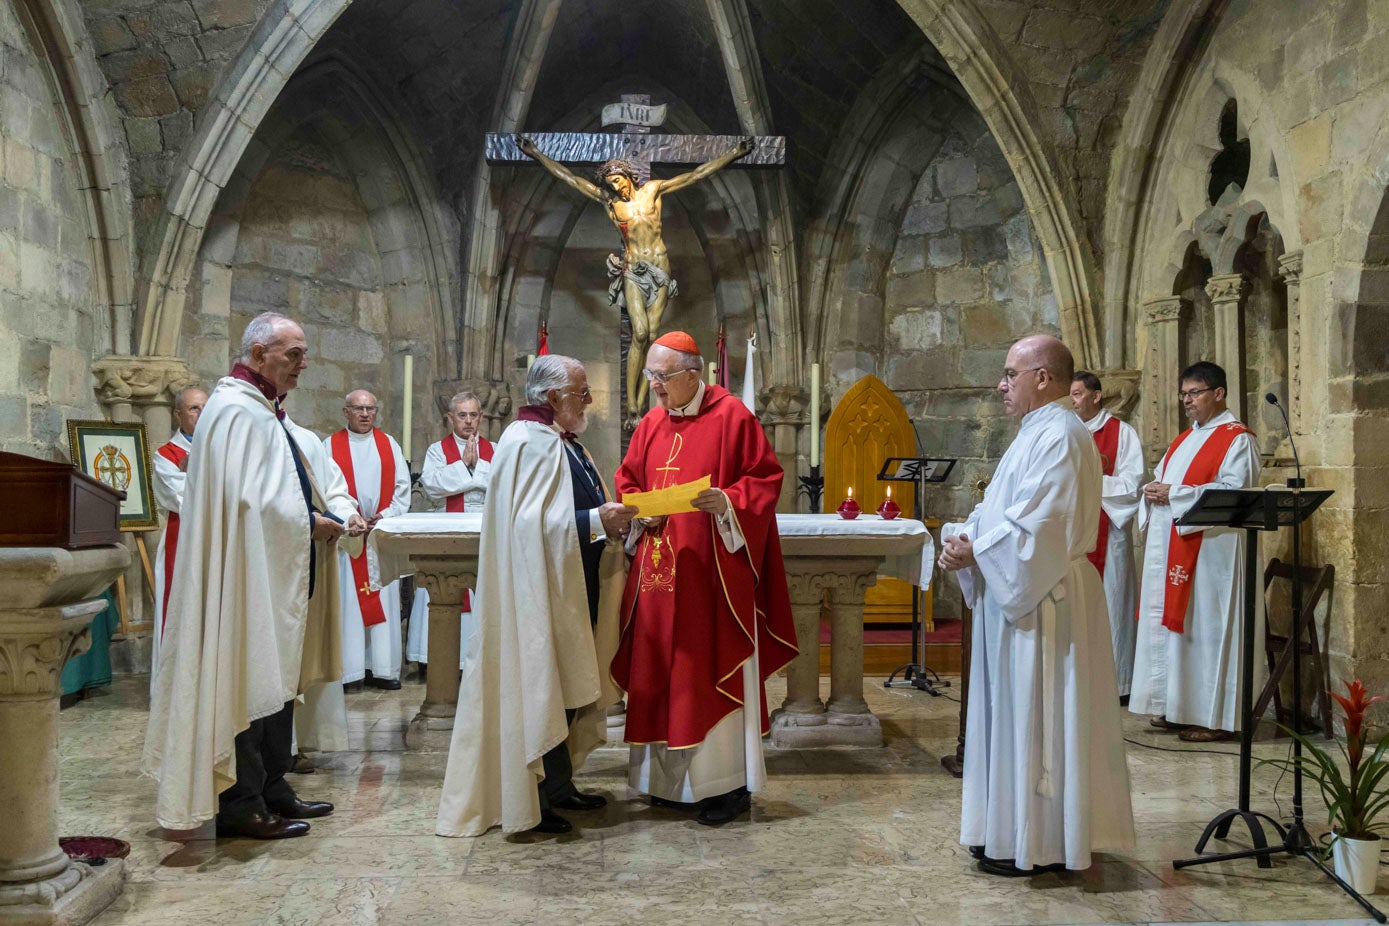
left=595, top=159, right=639, bottom=184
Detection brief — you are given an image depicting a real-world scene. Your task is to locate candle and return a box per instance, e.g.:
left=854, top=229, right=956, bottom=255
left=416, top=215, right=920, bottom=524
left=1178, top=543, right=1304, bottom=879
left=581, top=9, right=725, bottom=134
left=886, top=485, right=892, bottom=499
left=708, top=361, right=718, bottom=385
left=847, top=485, right=853, bottom=499
left=402, top=353, right=413, bottom=460
left=527, top=354, right=536, bottom=370
left=809, top=363, right=821, bottom=466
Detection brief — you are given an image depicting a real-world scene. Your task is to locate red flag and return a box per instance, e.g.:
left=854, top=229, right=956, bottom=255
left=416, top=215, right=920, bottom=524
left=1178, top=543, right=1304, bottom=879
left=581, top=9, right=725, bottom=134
left=715, top=323, right=729, bottom=389
left=538, top=321, right=550, bottom=356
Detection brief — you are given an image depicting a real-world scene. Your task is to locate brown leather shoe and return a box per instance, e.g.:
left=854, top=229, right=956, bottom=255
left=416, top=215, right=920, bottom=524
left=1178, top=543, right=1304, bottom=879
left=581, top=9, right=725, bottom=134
left=1149, top=715, right=1193, bottom=731
left=1179, top=726, right=1236, bottom=743
left=267, top=797, right=335, bottom=819
left=215, top=811, right=309, bottom=840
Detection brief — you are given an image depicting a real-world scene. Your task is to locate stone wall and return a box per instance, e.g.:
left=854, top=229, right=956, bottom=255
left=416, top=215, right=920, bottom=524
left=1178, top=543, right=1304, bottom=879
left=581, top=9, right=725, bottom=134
left=0, top=1, right=104, bottom=461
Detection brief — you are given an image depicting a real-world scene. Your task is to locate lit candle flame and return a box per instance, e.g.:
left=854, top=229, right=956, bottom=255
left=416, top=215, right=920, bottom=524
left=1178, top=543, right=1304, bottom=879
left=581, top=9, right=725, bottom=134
left=886, top=486, right=892, bottom=499
left=847, top=486, right=853, bottom=499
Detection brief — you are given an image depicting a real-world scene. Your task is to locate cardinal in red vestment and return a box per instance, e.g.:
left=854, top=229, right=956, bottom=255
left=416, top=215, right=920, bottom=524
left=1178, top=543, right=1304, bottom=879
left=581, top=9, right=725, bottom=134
left=612, top=331, right=797, bottom=826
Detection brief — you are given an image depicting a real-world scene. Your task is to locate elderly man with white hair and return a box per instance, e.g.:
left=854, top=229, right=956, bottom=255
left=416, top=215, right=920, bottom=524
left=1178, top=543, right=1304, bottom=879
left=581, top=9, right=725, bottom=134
left=144, top=312, right=365, bottom=840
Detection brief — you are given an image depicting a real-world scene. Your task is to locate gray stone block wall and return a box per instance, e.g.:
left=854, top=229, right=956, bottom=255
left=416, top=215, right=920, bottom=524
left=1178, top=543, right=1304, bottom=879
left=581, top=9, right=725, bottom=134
left=0, top=2, right=104, bottom=461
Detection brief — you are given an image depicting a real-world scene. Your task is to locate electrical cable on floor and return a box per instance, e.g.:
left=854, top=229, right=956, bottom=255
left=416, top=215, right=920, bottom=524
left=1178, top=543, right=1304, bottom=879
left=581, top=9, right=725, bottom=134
left=1122, top=736, right=1240, bottom=759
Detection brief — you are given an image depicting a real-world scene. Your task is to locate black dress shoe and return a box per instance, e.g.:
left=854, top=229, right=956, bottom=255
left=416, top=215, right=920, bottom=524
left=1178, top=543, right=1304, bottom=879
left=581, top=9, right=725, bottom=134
left=968, top=845, right=985, bottom=859
left=365, top=676, right=402, bottom=691
left=267, top=797, right=334, bottom=819
left=978, top=857, right=1067, bottom=877
left=529, top=810, right=572, bottom=834
left=553, top=791, right=607, bottom=812
left=215, top=811, right=309, bottom=840
left=649, top=795, right=699, bottom=811
left=696, top=787, right=751, bottom=826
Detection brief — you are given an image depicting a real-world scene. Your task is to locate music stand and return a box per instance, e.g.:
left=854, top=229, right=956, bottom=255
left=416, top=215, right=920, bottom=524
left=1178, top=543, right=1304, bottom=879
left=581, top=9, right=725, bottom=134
left=879, top=457, right=956, bottom=694
left=1169, top=487, right=1380, bottom=920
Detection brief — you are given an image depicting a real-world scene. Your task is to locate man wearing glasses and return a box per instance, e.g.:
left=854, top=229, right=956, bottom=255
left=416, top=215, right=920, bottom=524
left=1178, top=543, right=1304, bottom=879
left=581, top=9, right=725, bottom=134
left=611, top=330, right=798, bottom=827
left=326, top=390, right=412, bottom=691
left=1129, top=361, right=1261, bottom=743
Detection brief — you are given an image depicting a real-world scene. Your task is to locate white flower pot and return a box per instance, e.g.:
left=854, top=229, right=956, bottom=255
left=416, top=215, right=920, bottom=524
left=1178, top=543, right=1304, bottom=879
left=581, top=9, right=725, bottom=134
left=1332, top=834, right=1382, bottom=895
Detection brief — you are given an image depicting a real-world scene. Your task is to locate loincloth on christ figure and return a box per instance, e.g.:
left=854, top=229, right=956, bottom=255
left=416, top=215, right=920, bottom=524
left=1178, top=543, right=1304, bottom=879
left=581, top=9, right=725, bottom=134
left=607, top=253, right=678, bottom=309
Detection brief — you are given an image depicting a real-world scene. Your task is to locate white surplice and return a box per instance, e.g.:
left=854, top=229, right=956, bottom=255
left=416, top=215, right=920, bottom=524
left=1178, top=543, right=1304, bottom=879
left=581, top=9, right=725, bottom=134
left=1129, top=410, right=1262, bottom=731
left=150, top=428, right=191, bottom=691
left=1082, top=409, right=1145, bottom=697
left=143, top=378, right=348, bottom=829
left=412, top=435, right=492, bottom=667
left=436, top=419, right=621, bottom=837
left=947, top=398, right=1134, bottom=871
left=325, top=429, right=411, bottom=682
left=623, top=382, right=765, bottom=803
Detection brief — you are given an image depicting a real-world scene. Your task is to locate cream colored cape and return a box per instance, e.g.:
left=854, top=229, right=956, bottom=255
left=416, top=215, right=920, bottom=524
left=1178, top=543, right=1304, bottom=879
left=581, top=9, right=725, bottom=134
left=142, top=378, right=346, bottom=829
left=436, top=419, right=624, bottom=837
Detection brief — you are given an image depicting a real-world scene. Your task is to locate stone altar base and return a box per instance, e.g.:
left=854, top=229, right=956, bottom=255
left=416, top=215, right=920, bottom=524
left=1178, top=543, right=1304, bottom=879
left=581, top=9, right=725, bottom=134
left=404, top=714, right=455, bottom=753
left=0, top=862, right=126, bottom=926
left=769, top=708, right=883, bottom=748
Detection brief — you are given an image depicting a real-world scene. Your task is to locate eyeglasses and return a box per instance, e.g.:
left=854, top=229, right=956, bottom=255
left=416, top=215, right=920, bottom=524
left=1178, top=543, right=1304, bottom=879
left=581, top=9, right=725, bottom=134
left=558, top=387, right=592, bottom=400
left=1177, top=387, right=1215, bottom=400
left=1000, top=367, right=1044, bottom=384
left=642, top=368, right=697, bottom=384
left=344, top=405, right=378, bottom=413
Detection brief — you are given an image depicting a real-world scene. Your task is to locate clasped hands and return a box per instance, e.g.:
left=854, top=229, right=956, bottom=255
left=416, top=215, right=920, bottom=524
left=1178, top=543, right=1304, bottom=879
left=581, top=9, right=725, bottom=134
left=938, top=533, right=977, bottom=572
left=1142, top=482, right=1172, bottom=505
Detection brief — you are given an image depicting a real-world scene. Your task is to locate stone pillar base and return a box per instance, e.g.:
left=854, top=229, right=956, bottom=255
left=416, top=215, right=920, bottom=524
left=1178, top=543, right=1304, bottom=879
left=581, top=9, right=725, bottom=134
left=405, top=713, right=455, bottom=753
left=769, top=709, right=882, bottom=748
left=0, top=859, right=125, bottom=926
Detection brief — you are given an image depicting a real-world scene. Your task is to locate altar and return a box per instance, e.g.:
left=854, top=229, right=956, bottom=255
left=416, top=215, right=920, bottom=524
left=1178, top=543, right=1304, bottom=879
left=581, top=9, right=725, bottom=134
left=372, top=513, right=934, bottom=751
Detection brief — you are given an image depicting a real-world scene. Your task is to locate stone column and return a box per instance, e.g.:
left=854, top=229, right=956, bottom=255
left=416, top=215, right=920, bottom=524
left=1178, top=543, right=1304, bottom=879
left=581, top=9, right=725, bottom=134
left=760, top=386, right=808, bottom=513
left=1142, top=296, right=1188, bottom=452
left=1204, top=273, right=1249, bottom=419
left=1278, top=251, right=1305, bottom=442
left=406, top=557, right=477, bottom=752
left=0, top=546, right=129, bottom=926
left=771, top=559, right=882, bottom=748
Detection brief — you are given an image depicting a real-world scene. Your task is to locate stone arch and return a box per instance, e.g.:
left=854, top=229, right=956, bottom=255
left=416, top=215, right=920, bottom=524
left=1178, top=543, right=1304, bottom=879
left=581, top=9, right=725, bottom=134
left=13, top=0, right=135, bottom=351
left=190, top=55, right=452, bottom=442
left=137, top=0, right=352, bottom=357
left=893, top=0, right=1100, bottom=366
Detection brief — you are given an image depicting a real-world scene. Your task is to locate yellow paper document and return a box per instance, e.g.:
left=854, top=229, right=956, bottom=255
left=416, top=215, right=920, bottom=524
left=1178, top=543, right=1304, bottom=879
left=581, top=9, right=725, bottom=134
left=622, top=475, right=712, bottom=517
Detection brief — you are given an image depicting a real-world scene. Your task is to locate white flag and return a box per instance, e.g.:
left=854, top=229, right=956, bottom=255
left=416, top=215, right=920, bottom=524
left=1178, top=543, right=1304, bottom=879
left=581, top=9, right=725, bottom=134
left=741, top=334, right=757, bottom=413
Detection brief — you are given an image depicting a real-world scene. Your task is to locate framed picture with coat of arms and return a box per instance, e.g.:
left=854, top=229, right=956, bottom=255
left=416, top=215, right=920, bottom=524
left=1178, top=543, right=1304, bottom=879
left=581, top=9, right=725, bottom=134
left=66, top=419, right=158, bottom=531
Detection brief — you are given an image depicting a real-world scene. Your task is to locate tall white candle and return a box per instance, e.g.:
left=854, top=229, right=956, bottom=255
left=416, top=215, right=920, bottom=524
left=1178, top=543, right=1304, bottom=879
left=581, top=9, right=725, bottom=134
left=809, top=362, right=821, bottom=467
left=402, top=353, right=413, bottom=460
left=708, top=361, right=718, bottom=385
left=527, top=354, right=536, bottom=370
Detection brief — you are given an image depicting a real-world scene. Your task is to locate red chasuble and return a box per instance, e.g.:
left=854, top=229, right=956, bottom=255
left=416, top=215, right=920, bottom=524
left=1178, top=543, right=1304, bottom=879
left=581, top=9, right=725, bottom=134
left=611, top=384, right=798, bottom=749
left=155, top=440, right=189, bottom=632
left=330, top=428, right=394, bottom=627
left=1087, top=416, right=1121, bottom=577
left=1155, top=421, right=1252, bottom=633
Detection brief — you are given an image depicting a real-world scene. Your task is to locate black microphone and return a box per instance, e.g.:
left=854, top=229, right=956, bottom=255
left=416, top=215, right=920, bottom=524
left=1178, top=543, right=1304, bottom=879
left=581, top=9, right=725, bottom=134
left=1265, top=392, right=1303, bottom=487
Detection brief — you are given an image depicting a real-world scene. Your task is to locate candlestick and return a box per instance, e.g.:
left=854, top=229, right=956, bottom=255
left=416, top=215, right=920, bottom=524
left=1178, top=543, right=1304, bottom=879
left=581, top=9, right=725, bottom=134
left=809, top=363, right=821, bottom=466
left=402, top=353, right=413, bottom=460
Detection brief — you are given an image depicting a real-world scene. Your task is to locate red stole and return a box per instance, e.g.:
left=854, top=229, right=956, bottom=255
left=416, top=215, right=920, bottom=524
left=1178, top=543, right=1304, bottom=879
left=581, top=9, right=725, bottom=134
left=1157, top=421, right=1252, bottom=633
left=611, top=385, right=799, bottom=749
left=1087, top=416, right=1121, bottom=577
left=439, top=434, right=494, bottom=512
left=439, top=433, right=494, bottom=612
left=329, top=429, right=395, bottom=628
left=155, top=440, right=189, bottom=633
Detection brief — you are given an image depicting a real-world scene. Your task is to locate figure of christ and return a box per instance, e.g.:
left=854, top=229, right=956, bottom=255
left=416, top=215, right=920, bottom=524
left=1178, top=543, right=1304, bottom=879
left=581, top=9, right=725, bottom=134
left=516, top=134, right=755, bottom=421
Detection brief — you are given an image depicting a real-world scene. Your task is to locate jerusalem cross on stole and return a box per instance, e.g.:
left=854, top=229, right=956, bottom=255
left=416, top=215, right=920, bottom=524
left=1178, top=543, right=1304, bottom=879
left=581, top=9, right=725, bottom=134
left=330, top=429, right=395, bottom=627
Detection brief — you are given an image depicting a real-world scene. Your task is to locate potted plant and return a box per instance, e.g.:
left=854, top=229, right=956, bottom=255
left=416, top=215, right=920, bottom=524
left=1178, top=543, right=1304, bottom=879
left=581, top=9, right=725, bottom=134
left=1260, top=679, right=1389, bottom=894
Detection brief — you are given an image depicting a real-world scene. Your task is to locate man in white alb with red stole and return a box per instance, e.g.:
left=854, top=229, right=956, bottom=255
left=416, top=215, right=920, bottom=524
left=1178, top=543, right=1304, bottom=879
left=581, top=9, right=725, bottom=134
left=613, top=331, right=798, bottom=827
left=151, top=384, right=207, bottom=687
left=413, top=392, right=494, bottom=667
left=1130, top=360, right=1261, bottom=743
left=1070, top=371, right=1144, bottom=699
left=326, top=390, right=411, bottom=689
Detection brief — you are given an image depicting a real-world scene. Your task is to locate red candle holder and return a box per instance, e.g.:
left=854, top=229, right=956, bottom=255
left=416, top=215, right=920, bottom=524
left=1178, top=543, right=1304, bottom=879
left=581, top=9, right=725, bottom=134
left=876, top=497, right=901, bottom=520
left=838, top=496, right=861, bottom=520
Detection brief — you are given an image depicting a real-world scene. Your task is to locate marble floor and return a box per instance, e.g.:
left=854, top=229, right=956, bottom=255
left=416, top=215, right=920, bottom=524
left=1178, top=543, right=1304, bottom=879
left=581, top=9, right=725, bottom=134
left=57, top=673, right=1384, bottom=926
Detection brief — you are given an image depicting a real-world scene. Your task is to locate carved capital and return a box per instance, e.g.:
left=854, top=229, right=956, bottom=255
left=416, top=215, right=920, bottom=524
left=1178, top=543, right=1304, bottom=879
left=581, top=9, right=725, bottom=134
left=784, top=563, right=878, bottom=606
left=413, top=559, right=478, bottom=602
left=1143, top=296, right=1186, bottom=324
left=1095, top=369, right=1141, bottom=420
left=91, top=355, right=198, bottom=409
left=0, top=624, right=92, bottom=698
left=1277, top=250, right=1304, bottom=283
left=759, top=385, right=808, bottom=425
left=1204, top=272, right=1248, bottom=304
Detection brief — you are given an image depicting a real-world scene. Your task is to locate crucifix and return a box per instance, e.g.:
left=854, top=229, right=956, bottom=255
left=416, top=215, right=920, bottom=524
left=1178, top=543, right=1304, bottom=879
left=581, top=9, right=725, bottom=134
left=486, top=94, right=784, bottom=425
